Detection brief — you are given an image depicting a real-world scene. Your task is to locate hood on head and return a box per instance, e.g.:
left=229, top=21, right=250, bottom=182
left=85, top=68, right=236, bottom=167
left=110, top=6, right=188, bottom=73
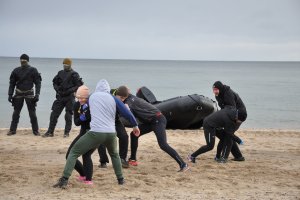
left=95, top=79, right=110, bottom=93
left=213, top=81, right=226, bottom=95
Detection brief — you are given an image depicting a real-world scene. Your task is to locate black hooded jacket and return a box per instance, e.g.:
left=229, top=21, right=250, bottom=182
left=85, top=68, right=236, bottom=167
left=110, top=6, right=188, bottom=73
left=216, top=85, right=247, bottom=121
left=124, top=94, right=161, bottom=123
left=204, top=107, right=237, bottom=135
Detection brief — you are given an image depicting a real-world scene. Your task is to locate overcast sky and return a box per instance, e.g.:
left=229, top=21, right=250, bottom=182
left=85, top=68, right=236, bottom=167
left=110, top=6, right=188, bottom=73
left=0, top=0, right=299, bottom=61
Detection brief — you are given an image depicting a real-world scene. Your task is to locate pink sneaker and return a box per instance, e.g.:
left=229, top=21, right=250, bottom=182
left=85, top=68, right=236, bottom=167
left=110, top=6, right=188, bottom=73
left=84, top=180, right=93, bottom=185
left=77, top=176, right=86, bottom=182
left=128, top=159, right=138, bottom=166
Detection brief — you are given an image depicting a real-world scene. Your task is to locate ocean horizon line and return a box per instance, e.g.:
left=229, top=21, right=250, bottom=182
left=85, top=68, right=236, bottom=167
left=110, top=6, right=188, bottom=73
left=0, top=56, right=299, bottom=63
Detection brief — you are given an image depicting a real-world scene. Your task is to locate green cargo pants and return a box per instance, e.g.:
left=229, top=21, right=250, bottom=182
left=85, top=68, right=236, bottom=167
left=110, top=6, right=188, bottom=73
left=63, top=131, right=123, bottom=179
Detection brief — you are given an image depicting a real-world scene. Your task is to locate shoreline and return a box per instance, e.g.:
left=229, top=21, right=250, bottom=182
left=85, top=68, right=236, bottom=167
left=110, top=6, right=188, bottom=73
left=1, top=127, right=300, bottom=132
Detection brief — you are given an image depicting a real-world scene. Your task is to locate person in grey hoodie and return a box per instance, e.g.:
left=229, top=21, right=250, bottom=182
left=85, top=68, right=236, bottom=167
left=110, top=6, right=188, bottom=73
left=53, top=79, right=140, bottom=189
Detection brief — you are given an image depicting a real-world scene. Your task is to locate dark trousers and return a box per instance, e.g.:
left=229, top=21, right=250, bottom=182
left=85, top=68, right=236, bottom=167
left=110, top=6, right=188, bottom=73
left=191, top=123, right=233, bottom=159
left=98, top=144, right=109, bottom=164
left=48, top=96, right=74, bottom=133
left=65, top=129, right=95, bottom=181
left=130, top=115, right=185, bottom=168
left=98, top=118, right=128, bottom=163
left=191, top=123, right=216, bottom=158
left=215, top=124, right=243, bottom=159
left=10, top=97, right=38, bottom=132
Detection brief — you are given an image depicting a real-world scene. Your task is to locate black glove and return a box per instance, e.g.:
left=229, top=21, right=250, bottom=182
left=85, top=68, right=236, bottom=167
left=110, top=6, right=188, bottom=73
left=33, top=94, right=39, bottom=102
left=8, top=95, right=13, bottom=103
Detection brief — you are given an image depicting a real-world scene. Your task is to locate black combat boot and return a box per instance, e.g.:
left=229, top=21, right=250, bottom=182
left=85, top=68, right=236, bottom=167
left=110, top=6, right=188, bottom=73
left=42, top=131, right=54, bottom=137
left=33, top=130, right=40, bottom=136
left=53, top=177, right=68, bottom=189
left=7, top=130, right=16, bottom=136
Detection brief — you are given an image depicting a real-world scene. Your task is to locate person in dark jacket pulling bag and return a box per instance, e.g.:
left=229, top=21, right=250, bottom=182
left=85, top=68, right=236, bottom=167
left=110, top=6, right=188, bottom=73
left=43, top=58, right=83, bottom=138
left=187, top=107, right=237, bottom=163
left=7, top=54, right=41, bottom=136
left=115, top=86, right=189, bottom=172
left=212, top=81, right=247, bottom=161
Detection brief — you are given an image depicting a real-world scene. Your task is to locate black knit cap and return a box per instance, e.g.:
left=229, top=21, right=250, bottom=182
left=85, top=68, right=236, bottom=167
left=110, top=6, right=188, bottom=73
left=213, top=81, right=224, bottom=90
left=20, top=54, right=29, bottom=62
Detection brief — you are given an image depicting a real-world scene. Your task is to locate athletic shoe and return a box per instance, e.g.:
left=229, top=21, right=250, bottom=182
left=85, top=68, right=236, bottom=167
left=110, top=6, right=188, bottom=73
left=42, top=131, right=54, bottom=137
left=178, top=163, right=190, bottom=172
left=239, top=139, right=244, bottom=145
left=232, top=156, right=245, bottom=161
left=77, top=176, right=86, bottom=182
left=7, top=130, right=16, bottom=136
left=53, top=177, right=68, bottom=189
left=128, top=159, right=138, bottom=166
left=84, top=180, right=93, bottom=185
left=98, top=163, right=107, bottom=168
left=214, top=156, right=221, bottom=162
left=187, top=154, right=196, bottom=163
left=121, top=159, right=129, bottom=168
left=118, top=178, right=125, bottom=185
left=216, top=157, right=228, bottom=163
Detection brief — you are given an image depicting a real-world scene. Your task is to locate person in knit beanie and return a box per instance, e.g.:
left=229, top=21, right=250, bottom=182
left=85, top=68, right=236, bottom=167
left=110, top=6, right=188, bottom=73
left=43, top=58, right=83, bottom=138
left=63, top=58, right=72, bottom=71
left=7, top=54, right=42, bottom=136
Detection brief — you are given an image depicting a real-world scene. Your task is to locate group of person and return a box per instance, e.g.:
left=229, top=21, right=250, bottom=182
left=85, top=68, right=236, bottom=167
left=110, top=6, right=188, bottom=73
left=188, top=81, right=247, bottom=163
left=7, top=54, right=247, bottom=189
left=8, top=54, right=83, bottom=137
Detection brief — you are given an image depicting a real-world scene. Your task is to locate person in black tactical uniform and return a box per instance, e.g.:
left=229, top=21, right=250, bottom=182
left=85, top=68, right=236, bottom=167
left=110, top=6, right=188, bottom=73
left=115, top=86, right=189, bottom=172
left=8, top=54, right=42, bottom=136
left=42, top=58, right=83, bottom=138
left=212, top=81, right=247, bottom=162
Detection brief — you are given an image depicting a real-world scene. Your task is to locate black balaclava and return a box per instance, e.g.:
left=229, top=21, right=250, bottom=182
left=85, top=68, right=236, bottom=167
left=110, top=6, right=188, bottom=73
left=20, top=54, right=29, bottom=66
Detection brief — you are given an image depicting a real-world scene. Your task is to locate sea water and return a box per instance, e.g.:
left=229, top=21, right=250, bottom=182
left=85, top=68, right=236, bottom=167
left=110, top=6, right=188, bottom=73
left=0, top=57, right=299, bottom=129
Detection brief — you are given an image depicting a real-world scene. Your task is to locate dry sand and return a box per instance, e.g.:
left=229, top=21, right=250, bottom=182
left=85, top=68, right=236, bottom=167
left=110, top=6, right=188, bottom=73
left=0, top=128, right=299, bottom=200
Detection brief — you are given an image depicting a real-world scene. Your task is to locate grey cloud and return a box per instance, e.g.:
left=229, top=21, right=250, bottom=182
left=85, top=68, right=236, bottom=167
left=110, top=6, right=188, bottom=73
left=0, top=0, right=299, bottom=60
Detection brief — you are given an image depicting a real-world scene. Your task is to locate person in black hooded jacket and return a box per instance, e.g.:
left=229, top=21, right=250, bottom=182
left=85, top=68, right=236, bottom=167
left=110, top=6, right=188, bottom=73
left=212, top=81, right=247, bottom=161
left=187, top=106, right=237, bottom=163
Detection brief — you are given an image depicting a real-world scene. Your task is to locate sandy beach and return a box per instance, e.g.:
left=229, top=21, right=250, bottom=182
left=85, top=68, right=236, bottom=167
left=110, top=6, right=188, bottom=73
left=0, top=128, right=299, bottom=200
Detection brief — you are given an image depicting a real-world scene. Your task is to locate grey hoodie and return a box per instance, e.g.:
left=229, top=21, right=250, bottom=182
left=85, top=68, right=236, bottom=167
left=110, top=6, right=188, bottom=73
left=89, top=79, right=138, bottom=133
left=89, top=79, right=117, bottom=132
